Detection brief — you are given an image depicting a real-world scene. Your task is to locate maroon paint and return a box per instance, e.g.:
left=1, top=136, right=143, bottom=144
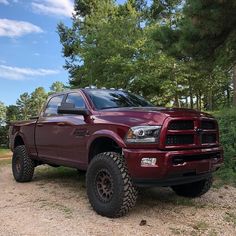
left=9, top=89, right=223, bottom=183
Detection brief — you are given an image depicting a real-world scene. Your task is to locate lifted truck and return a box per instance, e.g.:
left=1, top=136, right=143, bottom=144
left=9, top=88, right=223, bottom=217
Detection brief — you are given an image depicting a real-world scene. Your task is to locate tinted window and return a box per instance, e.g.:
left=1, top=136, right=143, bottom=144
left=86, top=90, right=153, bottom=110
left=66, top=93, right=86, bottom=108
left=44, top=95, right=64, bottom=117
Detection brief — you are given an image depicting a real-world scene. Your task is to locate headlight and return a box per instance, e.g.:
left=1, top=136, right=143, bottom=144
left=125, top=126, right=162, bottom=143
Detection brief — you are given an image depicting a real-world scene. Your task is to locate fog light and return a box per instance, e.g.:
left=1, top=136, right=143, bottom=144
left=141, top=158, right=157, bottom=167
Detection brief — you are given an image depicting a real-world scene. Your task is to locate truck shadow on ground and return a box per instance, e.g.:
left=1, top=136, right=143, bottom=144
left=33, top=165, right=202, bottom=209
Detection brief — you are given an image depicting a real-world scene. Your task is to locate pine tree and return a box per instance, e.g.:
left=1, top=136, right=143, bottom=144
left=179, top=0, right=236, bottom=105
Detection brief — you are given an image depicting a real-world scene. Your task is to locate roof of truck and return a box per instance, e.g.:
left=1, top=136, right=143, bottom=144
left=49, top=87, right=127, bottom=97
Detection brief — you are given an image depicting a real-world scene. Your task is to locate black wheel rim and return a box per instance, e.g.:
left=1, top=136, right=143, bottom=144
left=95, top=169, right=114, bottom=202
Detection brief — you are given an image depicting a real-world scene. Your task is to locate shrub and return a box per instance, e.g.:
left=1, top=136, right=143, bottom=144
left=0, top=126, right=8, bottom=146
left=213, top=109, right=236, bottom=184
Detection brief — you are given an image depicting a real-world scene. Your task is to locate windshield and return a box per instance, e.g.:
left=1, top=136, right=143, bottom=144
left=86, top=89, right=153, bottom=110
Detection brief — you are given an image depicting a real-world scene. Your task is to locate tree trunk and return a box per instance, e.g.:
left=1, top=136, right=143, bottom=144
left=196, top=94, right=199, bottom=110
left=233, top=65, right=236, bottom=106
left=174, top=94, right=180, bottom=108
left=208, top=90, right=213, bottom=111
left=189, top=79, right=194, bottom=109
left=226, top=84, right=230, bottom=107
left=199, top=92, right=202, bottom=111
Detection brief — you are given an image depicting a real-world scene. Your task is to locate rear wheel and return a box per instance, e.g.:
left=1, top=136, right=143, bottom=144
left=171, top=176, right=213, bottom=198
left=86, top=152, right=138, bottom=218
left=12, top=145, right=35, bottom=182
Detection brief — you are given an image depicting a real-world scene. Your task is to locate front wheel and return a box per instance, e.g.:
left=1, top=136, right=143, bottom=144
left=12, top=145, right=35, bottom=182
left=86, top=152, right=138, bottom=218
left=171, top=176, right=213, bottom=198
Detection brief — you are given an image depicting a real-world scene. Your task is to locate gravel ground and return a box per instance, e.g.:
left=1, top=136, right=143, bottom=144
left=0, top=160, right=236, bottom=236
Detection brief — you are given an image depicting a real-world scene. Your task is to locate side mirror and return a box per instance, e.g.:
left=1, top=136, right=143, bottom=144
left=58, top=103, right=90, bottom=116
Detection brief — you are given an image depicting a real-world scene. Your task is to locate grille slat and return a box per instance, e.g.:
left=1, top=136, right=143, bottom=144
left=201, top=120, right=216, bottom=130
left=168, top=120, right=194, bottom=130
left=165, top=119, right=218, bottom=147
left=166, top=134, right=194, bottom=146
left=201, top=133, right=217, bottom=144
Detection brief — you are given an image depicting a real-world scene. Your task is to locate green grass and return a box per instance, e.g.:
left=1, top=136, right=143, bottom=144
left=192, top=220, right=209, bottom=232
left=36, top=166, right=81, bottom=178
left=224, top=212, right=236, bottom=226
left=0, top=147, right=11, bottom=156
left=39, top=200, right=73, bottom=218
left=169, top=227, right=186, bottom=235
left=214, top=167, right=236, bottom=188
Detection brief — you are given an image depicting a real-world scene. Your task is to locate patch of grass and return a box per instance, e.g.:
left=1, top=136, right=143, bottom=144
left=172, top=196, right=195, bottom=206
left=165, top=195, right=205, bottom=208
left=224, top=212, right=236, bottom=226
left=208, top=229, right=218, bottom=236
left=36, top=166, right=79, bottom=178
left=192, top=220, right=209, bottom=232
left=214, top=168, right=236, bottom=187
left=34, top=166, right=85, bottom=188
left=139, top=188, right=206, bottom=209
left=169, top=227, right=185, bottom=235
left=0, top=148, right=11, bottom=156
left=39, top=200, right=73, bottom=218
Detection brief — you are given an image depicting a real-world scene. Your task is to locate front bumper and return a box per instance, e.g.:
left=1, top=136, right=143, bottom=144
left=123, top=146, right=223, bottom=187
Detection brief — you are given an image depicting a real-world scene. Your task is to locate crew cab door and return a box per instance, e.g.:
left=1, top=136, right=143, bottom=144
left=35, top=92, right=89, bottom=168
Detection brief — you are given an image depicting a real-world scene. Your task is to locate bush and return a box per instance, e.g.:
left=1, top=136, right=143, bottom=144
left=213, top=109, right=236, bottom=185
left=0, top=126, right=8, bottom=146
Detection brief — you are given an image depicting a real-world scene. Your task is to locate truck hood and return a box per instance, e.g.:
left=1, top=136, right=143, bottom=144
left=96, top=107, right=214, bottom=127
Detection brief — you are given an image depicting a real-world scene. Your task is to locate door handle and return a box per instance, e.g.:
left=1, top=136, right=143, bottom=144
left=57, top=122, right=66, bottom=126
left=37, top=123, right=43, bottom=127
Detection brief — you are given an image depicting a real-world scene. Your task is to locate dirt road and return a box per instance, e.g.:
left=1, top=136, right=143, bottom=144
left=0, top=161, right=235, bottom=236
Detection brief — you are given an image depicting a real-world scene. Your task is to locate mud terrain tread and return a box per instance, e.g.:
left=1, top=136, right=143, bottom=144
left=12, top=145, right=35, bottom=182
left=86, top=152, right=138, bottom=218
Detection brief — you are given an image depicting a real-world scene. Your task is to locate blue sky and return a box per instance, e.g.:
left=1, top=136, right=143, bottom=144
left=0, top=0, right=126, bottom=105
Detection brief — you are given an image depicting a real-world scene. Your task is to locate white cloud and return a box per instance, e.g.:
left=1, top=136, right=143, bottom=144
left=0, top=0, right=9, bottom=5
left=0, top=19, right=43, bottom=38
left=0, top=65, right=60, bottom=80
left=32, top=0, right=74, bottom=18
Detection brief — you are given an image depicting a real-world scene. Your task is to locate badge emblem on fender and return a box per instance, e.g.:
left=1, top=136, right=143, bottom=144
left=73, top=128, right=88, bottom=137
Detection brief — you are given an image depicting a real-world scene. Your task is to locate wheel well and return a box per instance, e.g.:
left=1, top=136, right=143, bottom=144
left=89, top=137, right=121, bottom=162
left=14, top=136, right=24, bottom=148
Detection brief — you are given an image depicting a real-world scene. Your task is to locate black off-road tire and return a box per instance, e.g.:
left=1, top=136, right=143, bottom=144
left=12, top=145, right=35, bottom=182
left=171, top=176, right=213, bottom=198
left=86, top=152, right=138, bottom=218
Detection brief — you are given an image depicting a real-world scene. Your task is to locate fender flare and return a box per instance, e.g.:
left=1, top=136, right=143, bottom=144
left=86, top=129, right=126, bottom=154
left=12, top=132, right=29, bottom=154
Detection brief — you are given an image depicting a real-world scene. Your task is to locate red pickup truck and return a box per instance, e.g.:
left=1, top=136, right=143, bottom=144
left=9, top=88, right=223, bottom=217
